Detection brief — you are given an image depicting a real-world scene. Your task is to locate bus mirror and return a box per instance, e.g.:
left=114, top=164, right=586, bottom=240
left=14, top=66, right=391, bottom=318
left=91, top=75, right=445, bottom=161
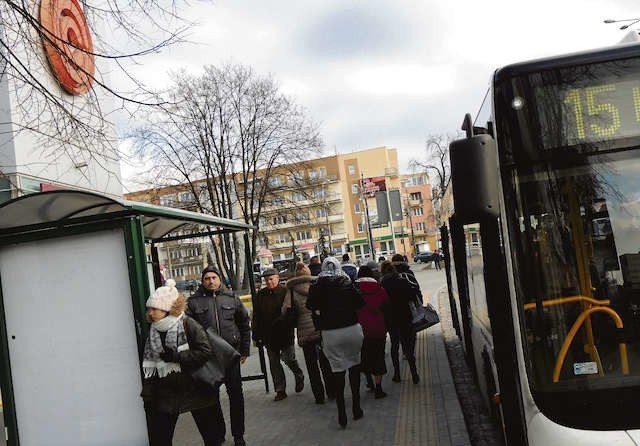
left=449, top=133, right=499, bottom=221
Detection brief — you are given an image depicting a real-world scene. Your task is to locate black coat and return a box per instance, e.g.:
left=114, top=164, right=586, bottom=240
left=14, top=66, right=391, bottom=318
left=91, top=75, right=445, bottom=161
left=141, top=316, right=219, bottom=414
left=307, top=275, right=365, bottom=330
left=380, top=272, right=414, bottom=330
left=252, top=284, right=294, bottom=350
left=187, top=285, right=251, bottom=357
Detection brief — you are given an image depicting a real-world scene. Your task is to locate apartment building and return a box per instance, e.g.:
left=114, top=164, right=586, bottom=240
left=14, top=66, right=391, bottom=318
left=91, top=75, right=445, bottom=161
left=124, top=146, right=438, bottom=273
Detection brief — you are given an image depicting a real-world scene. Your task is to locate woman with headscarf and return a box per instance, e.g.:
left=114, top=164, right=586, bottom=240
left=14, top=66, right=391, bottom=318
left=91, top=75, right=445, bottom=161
left=141, top=279, right=221, bottom=446
left=307, top=257, right=365, bottom=428
left=283, top=262, right=335, bottom=404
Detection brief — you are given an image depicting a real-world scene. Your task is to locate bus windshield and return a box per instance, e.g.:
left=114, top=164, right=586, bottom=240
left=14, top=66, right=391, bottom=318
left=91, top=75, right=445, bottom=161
left=495, top=54, right=640, bottom=429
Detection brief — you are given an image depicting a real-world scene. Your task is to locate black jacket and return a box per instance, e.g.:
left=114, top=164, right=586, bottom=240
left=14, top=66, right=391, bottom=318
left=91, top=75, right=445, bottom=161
left=141, top=316, right=218, bottom=414
left=307, top=275, right=365, bottom=330
left=380, top=272, right=415, bottom=330
left=187, top=285, right=251, bottom=357
left=252, top=284, right=294, bottom=350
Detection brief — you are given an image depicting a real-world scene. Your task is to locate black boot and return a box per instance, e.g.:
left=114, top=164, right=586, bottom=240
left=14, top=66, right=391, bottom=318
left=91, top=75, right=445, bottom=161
left=410, top=361, right=420, bottom=384
left=374, top=383, right=387, bottom=399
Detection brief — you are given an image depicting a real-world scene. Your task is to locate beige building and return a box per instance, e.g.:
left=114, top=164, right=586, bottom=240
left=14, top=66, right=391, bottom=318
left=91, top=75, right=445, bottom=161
left=125, top=146, right=438, bottom=274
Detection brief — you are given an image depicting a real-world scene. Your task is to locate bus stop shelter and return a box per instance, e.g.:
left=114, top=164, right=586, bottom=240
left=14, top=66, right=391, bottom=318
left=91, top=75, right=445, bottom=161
left=0, top=190, right=263, bottom=446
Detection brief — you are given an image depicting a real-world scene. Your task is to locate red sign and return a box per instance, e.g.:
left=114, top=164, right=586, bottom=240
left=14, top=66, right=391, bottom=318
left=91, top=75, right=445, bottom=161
left=40, top=0, right=95, bottom=95
left=360, top=176, right=386, bottom=197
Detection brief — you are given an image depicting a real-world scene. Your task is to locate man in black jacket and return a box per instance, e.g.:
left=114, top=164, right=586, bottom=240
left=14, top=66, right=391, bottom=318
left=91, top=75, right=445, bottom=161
left=252, top=268, right=304, bottom=401
left=187, top=266, right=251, bottom=446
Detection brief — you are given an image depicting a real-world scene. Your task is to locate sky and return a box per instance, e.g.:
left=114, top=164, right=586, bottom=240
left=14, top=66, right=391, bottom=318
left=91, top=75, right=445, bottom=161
left=118, top=0, right=639, bottom=189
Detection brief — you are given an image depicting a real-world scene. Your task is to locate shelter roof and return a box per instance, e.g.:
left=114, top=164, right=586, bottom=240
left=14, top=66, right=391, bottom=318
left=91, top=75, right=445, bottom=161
left=0, top=190, right=253, bottom=240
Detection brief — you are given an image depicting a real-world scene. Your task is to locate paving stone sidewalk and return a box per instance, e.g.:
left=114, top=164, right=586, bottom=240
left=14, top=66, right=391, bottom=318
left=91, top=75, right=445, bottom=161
left=175, top=269, right=472, bottom=445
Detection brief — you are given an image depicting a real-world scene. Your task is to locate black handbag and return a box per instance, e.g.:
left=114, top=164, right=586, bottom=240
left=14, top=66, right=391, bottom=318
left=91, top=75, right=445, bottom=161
left=409, top=300, right=440, bottom=333
left=190, top=327, right=241, bottom=389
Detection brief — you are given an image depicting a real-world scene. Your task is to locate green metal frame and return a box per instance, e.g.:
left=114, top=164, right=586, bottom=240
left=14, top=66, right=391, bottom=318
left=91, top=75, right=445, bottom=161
left=124, top=216, right=152, bottom=355
left=0, top=275, right=20, bottom=446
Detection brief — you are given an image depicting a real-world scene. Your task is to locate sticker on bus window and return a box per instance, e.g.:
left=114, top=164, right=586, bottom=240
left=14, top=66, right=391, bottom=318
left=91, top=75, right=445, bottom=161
left=573, top=362, right=598, bottom=375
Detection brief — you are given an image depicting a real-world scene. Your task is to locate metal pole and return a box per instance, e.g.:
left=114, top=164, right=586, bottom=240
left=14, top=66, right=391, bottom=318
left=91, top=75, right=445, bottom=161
left=360, top=174, right=376, bottom=260
left=385, top=186, right=396, bottom=254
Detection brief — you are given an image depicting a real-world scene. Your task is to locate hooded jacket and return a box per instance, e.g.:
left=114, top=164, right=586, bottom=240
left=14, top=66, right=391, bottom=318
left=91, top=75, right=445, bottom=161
left=355, top=277, right=389, bottom=339
left=284, top=275, right=320, bottom=346
left=187, top=284, right=251, bottom=357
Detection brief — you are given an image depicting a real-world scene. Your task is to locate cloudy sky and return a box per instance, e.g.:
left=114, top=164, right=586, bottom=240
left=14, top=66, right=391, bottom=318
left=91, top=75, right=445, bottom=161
left=119, top=0, right=638, bottom=187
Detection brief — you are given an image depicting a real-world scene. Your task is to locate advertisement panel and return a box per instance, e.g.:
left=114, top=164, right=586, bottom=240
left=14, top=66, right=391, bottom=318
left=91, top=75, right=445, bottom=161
left=360, top=176, right=386, bottom=197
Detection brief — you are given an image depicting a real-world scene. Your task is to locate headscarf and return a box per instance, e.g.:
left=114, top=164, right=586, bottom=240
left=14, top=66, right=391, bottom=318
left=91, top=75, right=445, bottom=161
left=318, top=256, right=348, bottom=278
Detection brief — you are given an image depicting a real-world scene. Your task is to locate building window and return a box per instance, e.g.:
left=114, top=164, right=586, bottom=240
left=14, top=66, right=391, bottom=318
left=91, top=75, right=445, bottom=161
left=272, top=195, right=284, bottom=205
left=408, top=175, right=425, bottom=186
left=357, top=223, right=364, bottom=233
left=318, top=167, right=327, bottom=178
left=313, top=188, right=327, bottom=199
left=273, top=215, right=287, bottom=225
left=354, top=203, right=361, bottom=213
left=292, top=191, right=306, bottom=202
left=409, top=192, right=422, bottom=201
left=276, top=233, right=289, bottom=243
left=160, top=194, right=176, bottom=207
left=177, top=191, right=194, bottom=202
left=416, top=222, right=425, bottom=231
left=354, top=245, right=362, bottom=256
left=412, top=208, right=424, bottom=216
left=296, top=231, right=311, bottom=241
left=316, top=208, right=327, bottom=218
left=294, top=212, right=310, bottom=222
left=268, top=175, right=282, bottom=187
left=351, top=184, right=359, bottom=194
left=348, top=164, right=356, bottom=175
left=288, top=172, right=303, bottom=183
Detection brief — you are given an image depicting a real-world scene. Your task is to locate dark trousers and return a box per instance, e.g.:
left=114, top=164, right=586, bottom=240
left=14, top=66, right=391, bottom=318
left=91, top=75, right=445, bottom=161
left=302, top=342, right=335, bottom=401
left=266, top=344, right=304, bottom=393
left=213, top=360, right=245, bottom=440
left=389, top=326, right=417, bottom=374
left=147, top=406, right=221, bottom=446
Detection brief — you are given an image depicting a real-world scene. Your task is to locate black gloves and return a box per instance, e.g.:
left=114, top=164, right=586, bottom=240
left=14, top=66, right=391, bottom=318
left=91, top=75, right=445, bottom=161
left=160, top=349, right=179, bottom=363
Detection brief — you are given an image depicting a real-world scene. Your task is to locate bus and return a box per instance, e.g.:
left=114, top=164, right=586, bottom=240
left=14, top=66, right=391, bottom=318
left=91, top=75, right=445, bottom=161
left=445, top=41, right=640, bottom=445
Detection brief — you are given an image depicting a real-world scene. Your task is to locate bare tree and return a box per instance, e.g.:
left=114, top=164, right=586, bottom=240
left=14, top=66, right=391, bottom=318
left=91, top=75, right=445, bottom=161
left=132, top=63, right=322, bottom=288
left=0, top=0, right=192, bottom=173
left=409, top=133, right=460, bottom=226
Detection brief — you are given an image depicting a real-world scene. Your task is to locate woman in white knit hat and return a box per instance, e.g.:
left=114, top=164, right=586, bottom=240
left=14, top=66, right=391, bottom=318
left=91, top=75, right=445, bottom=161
left=141, top=279, right=222, bottom=446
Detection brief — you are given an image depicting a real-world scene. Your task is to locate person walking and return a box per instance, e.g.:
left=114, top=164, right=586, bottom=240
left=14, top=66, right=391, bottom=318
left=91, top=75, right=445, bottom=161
left=340, top=253, right=358, bottom=282
left=284, top=262, right=335, bottom=404
left=380, top=261, right=420, bottom=384
left=187, top=266, right=250, bottom=446
left=355, top=265, right=389, bottom=399
left=308, top=255, right=322, bottom=276
left=252, top=268, right=305, bottom=401
left=141, top=279, right=221, bottom=446
left=433, top=250, right=442, bottom=270
left=308, top=257, right=365, bottom=428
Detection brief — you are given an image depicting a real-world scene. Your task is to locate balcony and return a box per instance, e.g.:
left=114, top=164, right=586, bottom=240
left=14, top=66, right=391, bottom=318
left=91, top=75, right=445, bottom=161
left=385, top=167, right=398, bottom=178
left=408, top=198, right=422, bottom=207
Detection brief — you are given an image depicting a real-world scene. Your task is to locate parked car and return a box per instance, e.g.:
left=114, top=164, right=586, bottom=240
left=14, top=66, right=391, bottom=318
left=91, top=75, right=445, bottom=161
left=414, top=251, right=435, bottom=263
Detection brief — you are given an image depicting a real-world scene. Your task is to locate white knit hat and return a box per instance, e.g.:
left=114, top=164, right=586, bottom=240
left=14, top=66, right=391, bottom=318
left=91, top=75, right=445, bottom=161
left=146, top=279, right=179, bottom=312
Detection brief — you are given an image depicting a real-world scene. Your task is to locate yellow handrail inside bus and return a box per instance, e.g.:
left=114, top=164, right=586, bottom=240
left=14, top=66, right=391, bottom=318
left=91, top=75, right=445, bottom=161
left=552, top=306, right=629, bottom=382
left=523, top=295, right=610, bottom=311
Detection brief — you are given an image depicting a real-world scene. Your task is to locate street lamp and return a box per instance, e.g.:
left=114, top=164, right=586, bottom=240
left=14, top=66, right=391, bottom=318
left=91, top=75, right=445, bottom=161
left=604, top=17, right=640, bottom=30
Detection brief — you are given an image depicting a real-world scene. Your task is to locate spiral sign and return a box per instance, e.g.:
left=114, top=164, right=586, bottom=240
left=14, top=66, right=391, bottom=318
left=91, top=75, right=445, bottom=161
left=40, top=0, right=95, bottom=95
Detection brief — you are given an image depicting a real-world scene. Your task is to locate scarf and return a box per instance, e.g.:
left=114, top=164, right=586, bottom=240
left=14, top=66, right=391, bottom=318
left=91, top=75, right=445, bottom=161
left=318, top=257, right=348, bottom=278
left=142, top=312, right=189, bottom=379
